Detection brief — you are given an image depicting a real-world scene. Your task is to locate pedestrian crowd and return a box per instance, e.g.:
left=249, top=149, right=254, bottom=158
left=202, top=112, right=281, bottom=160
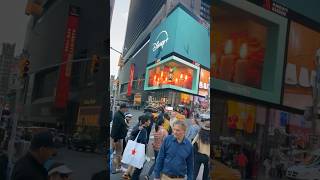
left=110, top=103, right=211, bottom=180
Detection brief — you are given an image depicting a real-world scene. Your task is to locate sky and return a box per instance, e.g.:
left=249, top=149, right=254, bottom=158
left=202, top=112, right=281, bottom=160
left=0, top=0, right=30, bottom=56
left=110, top=0, right=130, bottom=78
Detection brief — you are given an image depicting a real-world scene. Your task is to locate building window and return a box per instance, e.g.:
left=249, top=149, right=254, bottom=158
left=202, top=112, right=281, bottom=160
left=33, top=67, right=59, bottom=100
left=120, top=83, right=128, bottom=93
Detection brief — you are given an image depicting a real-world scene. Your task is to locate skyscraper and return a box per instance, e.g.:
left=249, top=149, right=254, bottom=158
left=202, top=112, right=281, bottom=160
left=117, top=0, right=211, bottom=103
left=0, top=43, right=15, bottom=97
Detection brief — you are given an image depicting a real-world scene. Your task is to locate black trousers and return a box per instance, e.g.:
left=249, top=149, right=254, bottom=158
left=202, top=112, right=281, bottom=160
left=131, top=167, right=143, bottom=180
left=194, top=152, right=209, bottom=180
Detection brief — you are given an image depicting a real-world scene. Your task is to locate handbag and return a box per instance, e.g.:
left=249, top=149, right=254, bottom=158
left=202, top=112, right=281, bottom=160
left=121, top=130, right=146, bottom=169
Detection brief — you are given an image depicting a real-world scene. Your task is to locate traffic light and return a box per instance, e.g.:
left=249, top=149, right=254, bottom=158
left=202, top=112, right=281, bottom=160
left=90, top=55, right=100, bottom=73
left=19, top=57, right=30, bottom=78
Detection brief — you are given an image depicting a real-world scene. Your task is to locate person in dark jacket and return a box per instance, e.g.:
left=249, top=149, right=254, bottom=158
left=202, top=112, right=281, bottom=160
left=122, top=115, right=149, bottom=180
left=0, top=150, right=8, bottom=180
left=143, top=109, right=154, bottom=144
left=11, top=131, right=57, bottom=180
left=157, top=107, right=165, bottom=122
left=110, top=103, right=128, bottom=174
left=130, top=115, right=150, bottom=180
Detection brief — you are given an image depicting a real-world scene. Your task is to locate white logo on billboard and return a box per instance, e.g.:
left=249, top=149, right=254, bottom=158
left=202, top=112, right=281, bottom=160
left=153, top=31, right=169, bottom=52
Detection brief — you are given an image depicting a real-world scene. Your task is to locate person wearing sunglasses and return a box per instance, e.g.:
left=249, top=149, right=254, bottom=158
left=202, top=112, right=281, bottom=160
left=48, top=162, right=72, bottom=180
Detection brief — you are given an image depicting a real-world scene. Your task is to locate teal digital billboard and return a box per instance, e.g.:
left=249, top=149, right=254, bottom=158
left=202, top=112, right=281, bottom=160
left=148, top=6, right=210, bottom=69
left=212, top=0, right=287, bottom=104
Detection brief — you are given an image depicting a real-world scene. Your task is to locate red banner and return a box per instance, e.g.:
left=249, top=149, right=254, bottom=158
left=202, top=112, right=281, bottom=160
left=263, top=0, right=272, bottom=10
left=127, top=64, right=135, bottom=96
left=54, top=6, right=80, bottom=108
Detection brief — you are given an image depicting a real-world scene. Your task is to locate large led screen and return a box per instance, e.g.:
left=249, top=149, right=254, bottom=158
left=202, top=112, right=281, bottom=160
left=199, top=68, right=210, bottom=97
left=283, top=21, right=320, bottom=110
left=211, top=0, right=287, bottom=104
left=144, top=55, right=200, bottom=95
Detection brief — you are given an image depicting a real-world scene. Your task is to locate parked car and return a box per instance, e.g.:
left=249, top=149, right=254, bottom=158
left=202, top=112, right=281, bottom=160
left=67, top=127, right=98, bottom=153
left=68, top=133, right=97, bottom=152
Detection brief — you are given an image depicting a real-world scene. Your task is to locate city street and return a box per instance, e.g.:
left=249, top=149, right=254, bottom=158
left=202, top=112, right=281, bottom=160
left=54, top=148, right=105, bottom=180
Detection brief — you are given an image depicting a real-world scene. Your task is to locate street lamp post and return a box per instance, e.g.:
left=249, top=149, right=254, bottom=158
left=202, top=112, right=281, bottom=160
left=110, top=47, right=123, bottom=120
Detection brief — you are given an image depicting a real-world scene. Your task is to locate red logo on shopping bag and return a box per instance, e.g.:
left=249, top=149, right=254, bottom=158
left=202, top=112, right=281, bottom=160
left=131, top=149, right=136, bottom=155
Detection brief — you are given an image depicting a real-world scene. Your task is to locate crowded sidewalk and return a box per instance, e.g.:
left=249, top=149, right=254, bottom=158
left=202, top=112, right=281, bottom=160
left=110, top=106, right=207, bottom=180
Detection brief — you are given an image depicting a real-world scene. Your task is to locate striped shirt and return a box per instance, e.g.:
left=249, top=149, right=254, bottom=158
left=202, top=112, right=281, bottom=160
left=152, top=126, right=168, bottom=151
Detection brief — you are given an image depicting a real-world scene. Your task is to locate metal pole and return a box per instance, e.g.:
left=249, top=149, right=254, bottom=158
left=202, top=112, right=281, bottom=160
left=312, top=48, right=320, bottom=148
left=112, top=82, right=117, bottom=120
left=6, top=77, right=25, bottom=180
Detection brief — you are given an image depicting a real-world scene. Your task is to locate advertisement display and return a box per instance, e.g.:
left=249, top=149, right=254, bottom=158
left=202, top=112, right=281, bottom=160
left=283, top=21, right=320, bottom=110
left=227, top=100, right=256, bottom=133
left=180, top=93, right=192, bottom=104
left=134, top=93, right=141, bottom=106
left=77, top=106, right=101, bottom=127
left=144, top=55, right=200, bottom=95
left=211, top=0, right=287, bottom=104
left=127, top=64, right=135, bottom=96
left=55, top=5, right=80, bottom=108
left=268, top=108, right=312, bottom=147
left=148, top=6, right=209, bottom=69
left=198, top=68, right=210, bottom=97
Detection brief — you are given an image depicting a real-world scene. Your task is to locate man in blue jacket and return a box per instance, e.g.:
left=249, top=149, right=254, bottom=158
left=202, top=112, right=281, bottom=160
left=154, top=120, right=194, bottom=180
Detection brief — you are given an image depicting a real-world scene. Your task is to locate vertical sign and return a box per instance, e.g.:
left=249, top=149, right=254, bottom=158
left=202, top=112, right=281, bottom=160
left=263, top=0, right=272, bottom=10
left=127, top=64, right=135, bottom=96
left=54, top=6, right=80, bottom=108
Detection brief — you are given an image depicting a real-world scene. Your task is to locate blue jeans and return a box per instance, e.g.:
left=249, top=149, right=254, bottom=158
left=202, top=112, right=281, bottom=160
left=147, top=150, right=159, bottom=176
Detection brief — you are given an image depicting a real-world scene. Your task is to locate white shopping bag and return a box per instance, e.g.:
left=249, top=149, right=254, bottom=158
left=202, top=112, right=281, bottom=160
left=121, top=131, right=146, bottom=169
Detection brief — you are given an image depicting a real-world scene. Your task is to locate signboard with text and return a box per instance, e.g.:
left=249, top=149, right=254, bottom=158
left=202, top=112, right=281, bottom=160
left=55, top=5, right=80, bottom=108
left=147, top=6, right=209, bottom=69
left=198, top=68, right=210, bottom=97
left=127, top=64, right=135, bottom=96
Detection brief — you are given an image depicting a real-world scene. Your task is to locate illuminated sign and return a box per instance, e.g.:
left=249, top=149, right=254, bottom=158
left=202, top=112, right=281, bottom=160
left=148, top=6, right=209, bottom=68
left=144, top=55, right=200, bottom=95
left=153, top=31, right=169, bottom=52
left=198, top=68, right=210, bottom=96
left=211, top=0, right=287, bottom=104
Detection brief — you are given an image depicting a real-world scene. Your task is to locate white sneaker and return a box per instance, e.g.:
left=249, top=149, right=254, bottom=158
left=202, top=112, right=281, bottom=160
left=146, top=156, right=151, bottom=162
left=121, top=167, right=127, bottom=172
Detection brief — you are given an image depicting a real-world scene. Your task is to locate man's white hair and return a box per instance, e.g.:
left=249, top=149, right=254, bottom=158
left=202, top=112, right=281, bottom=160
left=173, top=120, right=187, bottom=131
